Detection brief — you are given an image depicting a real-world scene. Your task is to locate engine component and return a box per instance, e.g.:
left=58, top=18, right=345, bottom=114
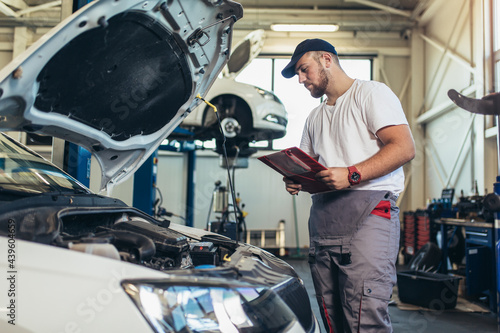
left=113, top=220, right=189, bottom=254
left=69, top=242, right=121, bottom=260
left=111, top=219, right=191, bottom=268
left=189, top=242, right=219, bottom=266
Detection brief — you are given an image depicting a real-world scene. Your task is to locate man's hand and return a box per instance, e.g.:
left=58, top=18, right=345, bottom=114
left=315, top=167, right=350, bottom=190
left=283, top=176, right=302, bottom=195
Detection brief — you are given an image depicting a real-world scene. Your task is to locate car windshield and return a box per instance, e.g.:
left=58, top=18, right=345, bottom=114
left=0, top=133, right=89, bottom=196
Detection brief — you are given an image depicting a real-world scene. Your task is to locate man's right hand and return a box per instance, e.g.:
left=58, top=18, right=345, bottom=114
left=283, top=176, right=302, bottom=195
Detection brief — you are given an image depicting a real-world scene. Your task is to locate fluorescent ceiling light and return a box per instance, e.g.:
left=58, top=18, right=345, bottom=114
left=270, top=24, right=340, bottom=32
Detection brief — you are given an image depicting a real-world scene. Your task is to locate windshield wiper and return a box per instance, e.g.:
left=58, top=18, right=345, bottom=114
left=42, top=187, right=91, bottom=195
left=64, top=188, right=90, bottom=194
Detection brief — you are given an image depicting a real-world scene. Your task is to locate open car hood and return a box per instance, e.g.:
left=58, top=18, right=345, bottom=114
left=0, top=0, right=243, bottom=190
left=221, top=29, right=265, bottom=78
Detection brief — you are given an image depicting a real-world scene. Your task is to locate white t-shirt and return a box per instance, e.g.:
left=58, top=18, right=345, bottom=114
left=299, top=79, right=409, bottom=194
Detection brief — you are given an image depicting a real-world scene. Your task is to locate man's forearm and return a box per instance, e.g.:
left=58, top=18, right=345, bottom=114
left=355, top=141, right=415, bottom=182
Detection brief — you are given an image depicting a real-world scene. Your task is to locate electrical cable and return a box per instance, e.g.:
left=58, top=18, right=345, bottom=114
left=153, top=184, right=185, bottom=222
left=231, top=145, right=240, bottom=191
left=196, top=94, right=240, bottom=242
left=229, top=144, right=247, bottom=238
left=154, top=184, right=163, bottom=212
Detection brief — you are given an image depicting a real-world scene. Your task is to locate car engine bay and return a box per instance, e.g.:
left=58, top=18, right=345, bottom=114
left=0, top=193, right=241, bottom=272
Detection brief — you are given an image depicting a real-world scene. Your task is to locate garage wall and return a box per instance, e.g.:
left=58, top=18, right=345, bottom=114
left=414, top=0, right=489, bottom=205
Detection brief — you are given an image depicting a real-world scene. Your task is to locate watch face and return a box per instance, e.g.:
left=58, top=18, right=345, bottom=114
left=350, top=172, right=360, bottom=182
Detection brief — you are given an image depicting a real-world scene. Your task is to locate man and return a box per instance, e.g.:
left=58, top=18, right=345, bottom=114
left=281, top=39, right=415, bottom=332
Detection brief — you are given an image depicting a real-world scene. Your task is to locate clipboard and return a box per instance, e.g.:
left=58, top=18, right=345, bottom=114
left=258, top=147, right=331, bottom=193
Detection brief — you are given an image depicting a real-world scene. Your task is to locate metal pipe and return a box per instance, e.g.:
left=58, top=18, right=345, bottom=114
left=344, top=0, right=412, bottom=18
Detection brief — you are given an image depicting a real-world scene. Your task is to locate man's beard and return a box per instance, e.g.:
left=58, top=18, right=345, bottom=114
left=310, top=68, right=329, bottom=98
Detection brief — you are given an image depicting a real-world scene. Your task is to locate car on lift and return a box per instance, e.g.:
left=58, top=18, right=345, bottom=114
left=174, top=29, right=288, bottom=157
left=0, top=0, right=318, bottom=332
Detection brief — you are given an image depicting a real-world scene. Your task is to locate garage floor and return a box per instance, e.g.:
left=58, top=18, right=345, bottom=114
left=285, top=258, right=498, bottom=333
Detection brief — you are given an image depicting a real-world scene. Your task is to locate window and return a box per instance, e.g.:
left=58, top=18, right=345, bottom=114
left=236, top=57, right=372, bottom=150
left=495, top=0, right=500, bottom=52
left=235, top=58, right=273, bottom=91
left=493, top=0, right=500, bottom=93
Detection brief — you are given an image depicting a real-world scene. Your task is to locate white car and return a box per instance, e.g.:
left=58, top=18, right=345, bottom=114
left=0, top=0, right=319, bottom=332
left=175, top=30, right=288, bottom=157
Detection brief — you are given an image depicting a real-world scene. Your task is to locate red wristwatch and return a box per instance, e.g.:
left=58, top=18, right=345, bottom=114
left=347, top=166, right=361, bottom=186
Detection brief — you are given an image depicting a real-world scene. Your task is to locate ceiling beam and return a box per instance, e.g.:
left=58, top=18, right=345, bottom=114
left=0, top=1, right=18, bottom=17
left=0, top=17, right=60, bottom=27
left=238, top=8, right=414, bottom=32
left=343, top=0, right=412, bottom=18
left=242, top=7, right=413, bottom=20
left=419, top=0, right=447, bottom=25
left=410, top=0, right=432, bottom=21
left=0, top=0, right=26, bottom=10
left=16, top=0, right=61, bottom=17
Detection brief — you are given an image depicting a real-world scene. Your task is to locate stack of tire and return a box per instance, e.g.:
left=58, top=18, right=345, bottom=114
left=416, top=210, right=431, bottom=251
left=403, top=211, right=416, bottom=263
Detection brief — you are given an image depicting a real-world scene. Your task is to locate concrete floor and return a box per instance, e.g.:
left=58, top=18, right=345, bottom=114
left=285, top=258, right=498, bottom=333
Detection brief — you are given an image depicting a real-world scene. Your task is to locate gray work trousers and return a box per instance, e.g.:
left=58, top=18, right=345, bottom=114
left=308, top=190, right=400, bottom=333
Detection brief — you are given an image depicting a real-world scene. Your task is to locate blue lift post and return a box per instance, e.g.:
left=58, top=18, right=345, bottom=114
left=66, top=144, right=91, bottom=187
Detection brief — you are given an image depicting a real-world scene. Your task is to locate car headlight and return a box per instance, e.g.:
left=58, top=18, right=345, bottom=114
left=264, top=114, right=280, bottom=124
left=122, top=279, right=300, bottom=333
left=263, top=114, right=288, bottom=127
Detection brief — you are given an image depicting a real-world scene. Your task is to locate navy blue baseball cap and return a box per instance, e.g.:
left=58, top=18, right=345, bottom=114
left=281, top=39, right=337, bottom=78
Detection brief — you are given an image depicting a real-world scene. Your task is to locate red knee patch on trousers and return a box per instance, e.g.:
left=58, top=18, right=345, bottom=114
left=371, top=200, right=391, bottom=219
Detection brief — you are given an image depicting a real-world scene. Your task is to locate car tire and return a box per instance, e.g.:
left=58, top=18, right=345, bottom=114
left=407, top=242, right=442, bottom=272
left=202, top=94, right=253, bottom=139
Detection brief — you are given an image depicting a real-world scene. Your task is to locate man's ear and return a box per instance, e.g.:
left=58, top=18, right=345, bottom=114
left=322, top=52, right=333, bottom=69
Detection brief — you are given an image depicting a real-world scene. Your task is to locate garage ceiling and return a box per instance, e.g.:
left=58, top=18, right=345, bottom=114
left=0, top=0, right=61, bottom=27
left=0, top=0, right=440, bottom=32
left=232, top=0, right=446, bottom=55
left=235, top=0, right=429, bottom=33
left=0, top=0, right=445, bottom=56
